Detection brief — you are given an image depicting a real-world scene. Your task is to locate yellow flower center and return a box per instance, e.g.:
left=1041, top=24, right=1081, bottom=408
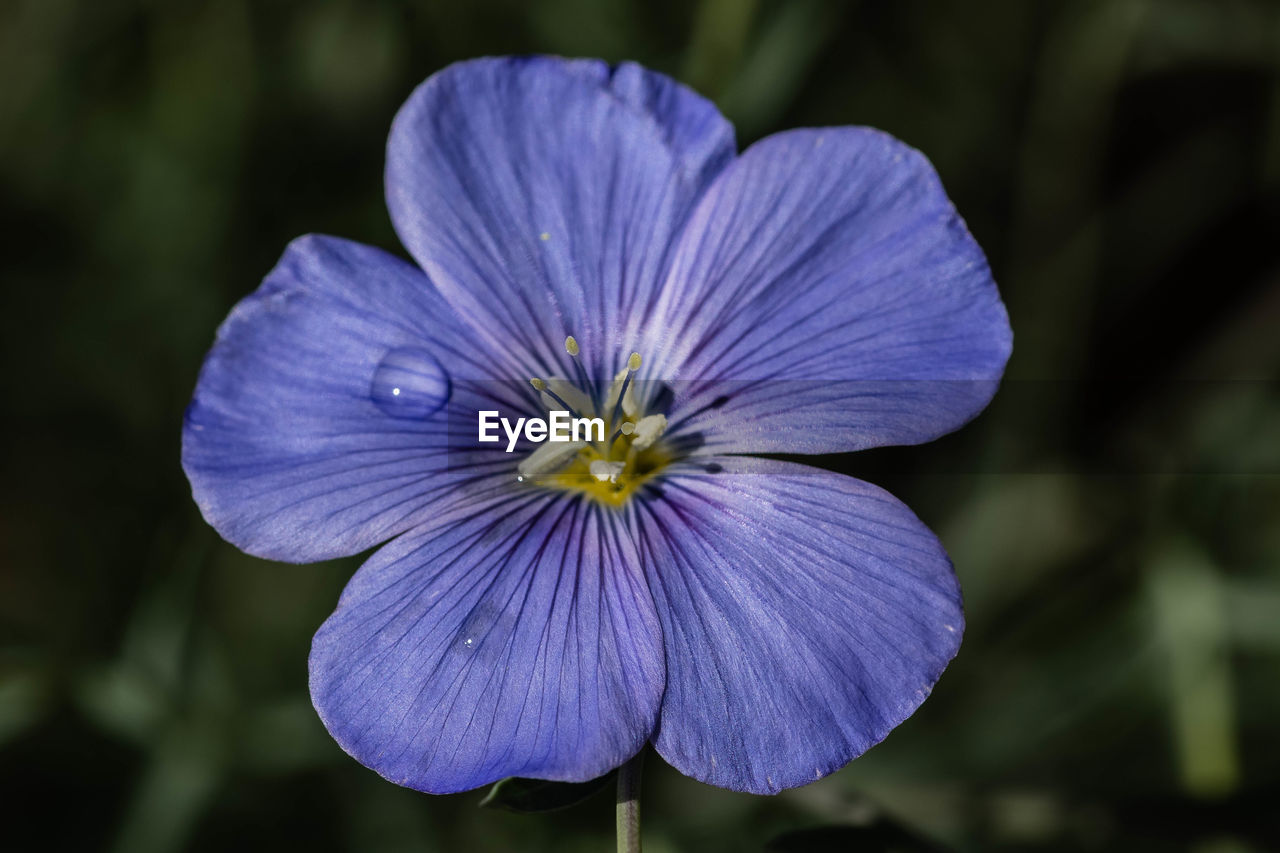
left=516, top=337, right=670, bottom=507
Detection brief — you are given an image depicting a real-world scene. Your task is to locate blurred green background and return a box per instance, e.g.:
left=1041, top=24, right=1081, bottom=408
left=2, top=0, right=1278, bottom=850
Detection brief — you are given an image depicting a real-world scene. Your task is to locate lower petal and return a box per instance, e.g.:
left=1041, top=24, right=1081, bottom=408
left=309, top=490, right=665, bottom=793
left=634, top=456, right=963, bottom=793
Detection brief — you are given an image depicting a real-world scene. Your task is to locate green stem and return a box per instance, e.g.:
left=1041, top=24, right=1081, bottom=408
left=616, top=751, right=644, bottom=853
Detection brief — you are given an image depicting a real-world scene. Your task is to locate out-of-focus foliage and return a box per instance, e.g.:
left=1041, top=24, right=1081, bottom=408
left=2, top=0, right=1278, bottom=850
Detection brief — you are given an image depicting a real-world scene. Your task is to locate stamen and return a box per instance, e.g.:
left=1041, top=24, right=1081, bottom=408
left=530, top=376, right=586, bottom=419
left=543, top=378, right=593, bottom=418
left=564, top=334, right=595, bottom=402
left=517, top=440, right=586, bottom=480
left=517, top=346, right=665, bottom=502
left=606, top=352, right=642, bottom=428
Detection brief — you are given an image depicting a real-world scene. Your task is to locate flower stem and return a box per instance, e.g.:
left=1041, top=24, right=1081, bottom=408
left=616, top=751, right=644, bottom=853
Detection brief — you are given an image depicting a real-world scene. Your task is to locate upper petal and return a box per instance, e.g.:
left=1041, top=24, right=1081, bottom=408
left=385, top=56, right=735, bottom=381
left=646, top=127, right=1012, bottom=454
left=634, top=456, right=963, bottom=793
left=181, top=235, right=524, bottom=562
left=309, top=488, right=664, bottom=793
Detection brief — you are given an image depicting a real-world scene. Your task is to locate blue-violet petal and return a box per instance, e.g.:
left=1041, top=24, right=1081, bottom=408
left=648, top=127, right=1012, bottom=455
left=635, top=455, right=963, bottom=793
left=385, top=56, right=735, bottom=381
left=310, top=489, right=664, bottom=793
left=182, top=234, right=521, bottom=562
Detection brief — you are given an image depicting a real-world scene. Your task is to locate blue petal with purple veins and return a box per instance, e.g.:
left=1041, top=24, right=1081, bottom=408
left=182, top=234, right=522, bottom=562
left=647, top=127, right=1011, bottom=454
left=310, top=488, right=664, bottom=793
left=635, top=456, right=963, bottom=793
left=385, top=56, right=735, bottom=381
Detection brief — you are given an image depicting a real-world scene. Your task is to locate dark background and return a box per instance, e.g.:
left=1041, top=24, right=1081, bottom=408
left=3, top=0, right=1278, bottom=850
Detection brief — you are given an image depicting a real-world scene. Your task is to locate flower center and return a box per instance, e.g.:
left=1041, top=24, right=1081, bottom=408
left=516, top=336, right=670, bottom=507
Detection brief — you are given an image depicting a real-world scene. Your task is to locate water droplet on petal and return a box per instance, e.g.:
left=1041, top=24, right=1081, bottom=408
left=371, top=347, right=450, bottom=419
left=463, top=637, right=474, bottom=648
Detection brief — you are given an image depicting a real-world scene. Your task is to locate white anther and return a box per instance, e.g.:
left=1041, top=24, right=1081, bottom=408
left=565, top=336, right=579, bottom=357
left=620, top=422, right=635, bottom=436
left=629, top=414, right=667, bottom=451
left=517, top=440, right=585, bottom=480
left=589, top=459, right=626, bottom=484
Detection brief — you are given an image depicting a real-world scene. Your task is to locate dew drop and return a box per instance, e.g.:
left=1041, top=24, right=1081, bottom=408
left=463, top=637, right=474, bottom=648
left=371, top=347, right=450, bottom=419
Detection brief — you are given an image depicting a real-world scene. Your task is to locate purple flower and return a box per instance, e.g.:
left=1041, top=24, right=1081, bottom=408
left=182, top=56, right=1011, bottom=795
